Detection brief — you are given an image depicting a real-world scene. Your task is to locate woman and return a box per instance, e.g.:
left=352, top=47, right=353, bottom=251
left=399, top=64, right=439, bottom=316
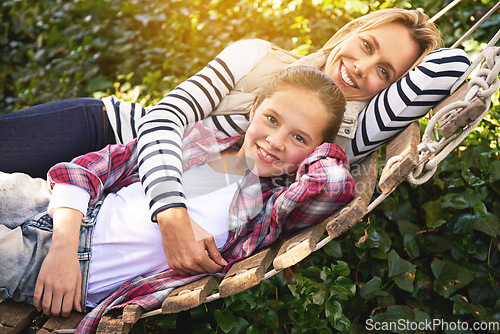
left=1, top=8, right=470, bottom=274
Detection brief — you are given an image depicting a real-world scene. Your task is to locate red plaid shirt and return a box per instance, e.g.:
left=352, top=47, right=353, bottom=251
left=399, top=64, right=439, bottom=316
left=47, top=123, right=355, bottom=333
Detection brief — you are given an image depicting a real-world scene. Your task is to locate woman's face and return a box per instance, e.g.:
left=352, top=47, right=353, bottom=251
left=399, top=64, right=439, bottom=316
left=324, top=22, right=419, bottom=102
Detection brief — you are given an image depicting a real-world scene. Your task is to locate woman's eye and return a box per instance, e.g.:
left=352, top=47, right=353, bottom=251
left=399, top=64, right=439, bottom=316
left=267, top=116, right=278, bottom=125
left=379, top=66, right=389, bottom=79
left=293, top=134, right=305, bottom=143
left=363, top=40, right=372, bottom=54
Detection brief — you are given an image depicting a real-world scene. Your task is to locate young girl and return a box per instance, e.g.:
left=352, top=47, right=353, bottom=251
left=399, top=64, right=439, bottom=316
left=0, top=66, right=355, bottom=329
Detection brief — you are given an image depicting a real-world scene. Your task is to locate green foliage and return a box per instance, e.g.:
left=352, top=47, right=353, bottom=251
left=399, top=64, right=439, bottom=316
left=3, top=0, right=500, bottom=332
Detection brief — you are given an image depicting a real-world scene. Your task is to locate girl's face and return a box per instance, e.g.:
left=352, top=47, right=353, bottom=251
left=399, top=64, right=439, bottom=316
left=324, top=22, right=419, bottom=102
left=240, top=87, right=330, bottom=177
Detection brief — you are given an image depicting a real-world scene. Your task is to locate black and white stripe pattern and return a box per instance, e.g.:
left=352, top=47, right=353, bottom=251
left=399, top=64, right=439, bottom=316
left=135, top=39, right=270, bottom=220
left=344, top=48, right=470, bottom=163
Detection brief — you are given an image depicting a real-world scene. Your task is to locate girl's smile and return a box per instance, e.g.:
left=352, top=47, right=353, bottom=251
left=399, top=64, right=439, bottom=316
left=239, top=87, right=330, bottom=177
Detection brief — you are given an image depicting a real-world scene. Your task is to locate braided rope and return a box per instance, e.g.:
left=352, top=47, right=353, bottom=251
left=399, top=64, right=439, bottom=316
left=408, top=46, right=500, bottom=185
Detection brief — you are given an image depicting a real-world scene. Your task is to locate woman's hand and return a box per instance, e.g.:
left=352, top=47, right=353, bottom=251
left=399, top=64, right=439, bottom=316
left=34, top=208, right=83, bottom=316
left=157, top=207, right=228, bottom=276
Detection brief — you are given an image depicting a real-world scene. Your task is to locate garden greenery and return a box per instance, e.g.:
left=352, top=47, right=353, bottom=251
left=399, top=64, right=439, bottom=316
left=2, top=0, right=499, bottom=332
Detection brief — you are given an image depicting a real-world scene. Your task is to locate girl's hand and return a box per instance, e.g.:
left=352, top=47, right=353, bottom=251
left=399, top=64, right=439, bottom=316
left=34, top=208, right=83, bottom=316
left=34, top=244, right=82, bottom=316
left=157, top=207, right=228, bottom=276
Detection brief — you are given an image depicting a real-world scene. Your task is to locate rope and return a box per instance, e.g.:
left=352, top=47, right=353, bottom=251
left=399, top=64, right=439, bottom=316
left=408, top=46, right=500, bottom=185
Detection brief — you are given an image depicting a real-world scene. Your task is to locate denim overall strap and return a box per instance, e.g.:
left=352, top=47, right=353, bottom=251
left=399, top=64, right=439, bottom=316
left=79, top=201, right=102, bottom=312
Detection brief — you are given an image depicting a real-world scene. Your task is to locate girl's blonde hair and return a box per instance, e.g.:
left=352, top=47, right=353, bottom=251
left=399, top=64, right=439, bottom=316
left=254, top=66, right=346, bottom=143
left=319, top=8, right=443, bottom=75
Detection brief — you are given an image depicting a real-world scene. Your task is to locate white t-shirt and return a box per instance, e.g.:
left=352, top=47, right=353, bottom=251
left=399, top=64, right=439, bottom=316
left=50, top=164, right=243, bottom=307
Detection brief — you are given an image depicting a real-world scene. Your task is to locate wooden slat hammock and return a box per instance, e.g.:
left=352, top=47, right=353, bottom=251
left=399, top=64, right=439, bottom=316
left=1, top=3, right=499, bottom=333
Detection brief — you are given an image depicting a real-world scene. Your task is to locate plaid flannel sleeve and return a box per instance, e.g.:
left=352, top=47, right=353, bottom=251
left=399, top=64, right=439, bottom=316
left=272, top=142, right=356, bottom=233
left=47, top=139, right=140, bottom=205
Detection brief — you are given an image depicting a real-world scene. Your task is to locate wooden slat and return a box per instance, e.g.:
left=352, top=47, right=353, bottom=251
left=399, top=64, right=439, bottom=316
left=122, top=305, right=143, bottom=326
left=162, top=276, right=221, bottom=314
left=37, top=312, right=85, bottom=334
left=378, top=122, right=420, bottom=194
left=219, top=244, right=281, bottom=298
left=433, top=82, right=469, bottom=115
left=96, top=314, right=129, bottom=334
left=273, top=221, right=327, bottom=271
left=326, top=151, right=378, bottom=238
left=434, top=82, right=486, bottom=139
left=0, top=300, right=38, bottom=334
left=438, top=97, right=486, bottom=138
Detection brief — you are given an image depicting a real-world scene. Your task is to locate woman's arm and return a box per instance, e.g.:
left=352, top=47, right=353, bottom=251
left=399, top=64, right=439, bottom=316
left=345, top=48, right=470, bottom=163
left=136, top=39, right=271, bottom=220
left=136, top=39, right=272, bottom=276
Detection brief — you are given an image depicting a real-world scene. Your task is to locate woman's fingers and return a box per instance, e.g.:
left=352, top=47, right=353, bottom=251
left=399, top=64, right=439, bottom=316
left=205, top=239, right=227, bottom=268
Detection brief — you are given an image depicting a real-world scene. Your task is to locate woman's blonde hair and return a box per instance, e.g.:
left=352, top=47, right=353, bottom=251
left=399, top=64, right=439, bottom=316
left=319, top=8, right=443, bottom=75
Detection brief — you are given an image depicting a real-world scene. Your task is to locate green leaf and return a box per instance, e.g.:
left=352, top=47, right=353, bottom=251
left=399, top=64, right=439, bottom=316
left=330, top=261, right=350, bottom=276
left=403, top=233, right=420, bottom=258
left=360, top=276, right=382, bottom=299
left=457, top=213, right=500, bottom=237
left=451, top=294, right=489, bottom=320
left=431, top=260, right=475, bottom=298
left=422, top=234, right=452, bottom=253
left=441, top=193, right=469, bottom=210
left=473, top=213, right=500, bottom=237
left=330, top=277, right=356, bottom=300
left=325, top=299, right=342, bottom=325
left=323, top=240, right=342, bottom=258
left=262, top=308, right=279, bottom=330
left=422, top=199, right=448, bottom=228
left=301, top=266, right=322, bottom=280
left=388, top=250, right=416, bottom=292
left=473, top=201, right=488, bottom=216
left=214, top=309, right=236, bottom=333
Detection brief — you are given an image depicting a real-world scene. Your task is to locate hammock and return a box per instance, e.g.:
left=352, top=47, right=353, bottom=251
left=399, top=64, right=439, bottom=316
left=1, top=3, right=499, bottom=333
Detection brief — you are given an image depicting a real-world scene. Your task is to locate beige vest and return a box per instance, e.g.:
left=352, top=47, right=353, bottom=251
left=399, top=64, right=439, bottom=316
left=211, top=45, right=366, bottom=150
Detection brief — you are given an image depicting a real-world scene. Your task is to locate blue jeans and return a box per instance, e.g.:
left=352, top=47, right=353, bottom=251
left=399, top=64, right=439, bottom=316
left=0, top=202, right=101, bottom=311
left=0, top=98, right=115, bottom=178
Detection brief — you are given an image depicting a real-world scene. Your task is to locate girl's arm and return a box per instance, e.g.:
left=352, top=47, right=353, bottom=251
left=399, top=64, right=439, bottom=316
left=224, top=143, right=355, bottom=260
left=47, top=139, right=140, bottom=214
left=346, top=48, right=470, bottom=163
left=34, top=208, right=83, bottom=317
left=271, top=143, right=356, bottom=233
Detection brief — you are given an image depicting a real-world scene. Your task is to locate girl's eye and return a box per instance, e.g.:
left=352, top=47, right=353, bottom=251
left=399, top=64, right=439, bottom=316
left=293, top=134, right=305, bottom=144
left=267, top=116, right=278, bottom=125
